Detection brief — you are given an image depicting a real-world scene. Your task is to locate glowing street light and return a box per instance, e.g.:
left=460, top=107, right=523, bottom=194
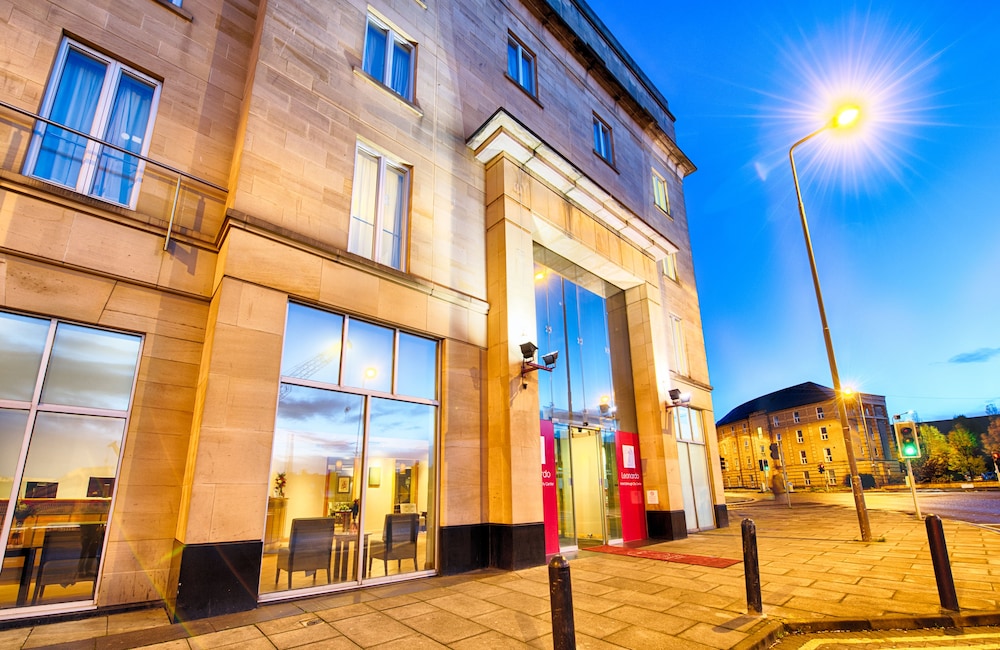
left=789, top=105, right=872, bottom=542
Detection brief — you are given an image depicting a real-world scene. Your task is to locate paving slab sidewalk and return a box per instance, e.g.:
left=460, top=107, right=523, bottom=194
left=2, top=499, right=998, bottom=649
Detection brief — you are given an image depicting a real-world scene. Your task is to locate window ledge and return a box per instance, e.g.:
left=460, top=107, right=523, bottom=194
left=593, top=150, right=619, bottom=174
left=352, top=67, right=423, bottom=117
left=150, top=0, right=193, bottom=21
left=504, top=74, right=544, bottom=108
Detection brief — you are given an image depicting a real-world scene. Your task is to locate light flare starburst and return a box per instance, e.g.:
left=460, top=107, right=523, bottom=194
left=759, top=8, right=944, bottom=195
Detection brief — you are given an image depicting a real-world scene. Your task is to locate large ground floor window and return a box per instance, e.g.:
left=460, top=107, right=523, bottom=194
left=260, top=303, right=438, bottom=597
left=0, top=311, right=140, bottom=610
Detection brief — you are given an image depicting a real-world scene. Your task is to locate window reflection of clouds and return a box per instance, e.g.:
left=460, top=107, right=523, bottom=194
left=369, top=398, right=433, bottom=458
left=0, top=312, right=49, bottom=401
left=274, top=386, right=363, bottom=465
left=41, top=324, right=141, bottom=410
left=21, top=412, right=125, bottom=497
left=280, top=304, right=343, bottom=385
left=343, top=320, right=393, bottom=393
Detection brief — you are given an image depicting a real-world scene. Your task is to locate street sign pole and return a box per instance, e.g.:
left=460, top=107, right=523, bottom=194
left=906, top=458, right=921, bottom=519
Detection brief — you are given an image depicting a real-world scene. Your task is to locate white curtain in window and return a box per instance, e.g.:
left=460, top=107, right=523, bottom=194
left=33, top=49, right=105, bottom=188
left=378, top=166, right=405, bottom=268
left=349, top=152, right=379, bottom=258
left=390, top=42, right=411, bottom=98
left=91, top=74, right=154, bottom=205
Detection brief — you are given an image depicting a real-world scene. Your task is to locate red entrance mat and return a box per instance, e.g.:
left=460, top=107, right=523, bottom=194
left=585, top=545, right=740, bottom=568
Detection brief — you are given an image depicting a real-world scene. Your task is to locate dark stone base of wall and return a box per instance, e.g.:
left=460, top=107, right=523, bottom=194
left=715, top=503, right=730, bottom=528
left=170, top=540, right=262, bottom=622
left=439, top=522, right=546, bottom=574
left=646, top=510, right=687, bottom=540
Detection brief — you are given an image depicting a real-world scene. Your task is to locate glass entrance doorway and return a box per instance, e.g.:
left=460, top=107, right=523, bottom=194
left=553, top=424, right=621, bottom=550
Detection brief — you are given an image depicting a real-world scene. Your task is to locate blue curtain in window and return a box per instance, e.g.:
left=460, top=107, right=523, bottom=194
left=32, top=49, right=105, bottom=188
left=91, top=74, right=154, bottom=205
left=390, top=42, right=411, bottom=98
left=364, top=24, right=387, bottom=81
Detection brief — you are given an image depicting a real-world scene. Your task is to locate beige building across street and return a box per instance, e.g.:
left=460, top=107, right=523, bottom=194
left=0, top=0, right=724, bottom=623
left=716, top=382, right=903, bottom=491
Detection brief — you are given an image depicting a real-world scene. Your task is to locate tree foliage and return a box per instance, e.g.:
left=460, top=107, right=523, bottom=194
left=982, top=416, right=1000, bottom=456
left=947, top=424, right=986, bottom=478
left=911, top=425, right=950, bottom=482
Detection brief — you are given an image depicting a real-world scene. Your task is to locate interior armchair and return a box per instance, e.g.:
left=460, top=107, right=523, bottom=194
left=275, top=517, right=336, bottom=589
left=32, top=523, right=105, bottom=604
left=368, top=513, right=418, bottom=577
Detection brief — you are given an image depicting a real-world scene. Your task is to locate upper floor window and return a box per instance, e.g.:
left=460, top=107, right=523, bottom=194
left=506, top=34, right=536, bottom=97
left=349, top=144, right=409, bottom=270
left=799, top=450, right=808, bottom=464
left=820, top=426, right=829, bottom=440
left=816, top=406, right=825, bottom=419
left=363, top=15, right=414, bottom=100
left=669, top=315, right=688, bottom=376
left=824, top=448, right=834, bottom=462
left=26, top=39, right=160, bottom=209
left=592, top=114, right=614, bottom=164
left=793, top=411, right=800, bottom=423
left=660, top=253, right=677, bottom=282
left=796, top=430, right=804, bottom=443
left=652, top=170, right=671, bottom=215
left=772, top=415, right=779, bottom=426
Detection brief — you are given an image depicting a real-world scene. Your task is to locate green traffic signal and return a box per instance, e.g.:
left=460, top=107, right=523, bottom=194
left=896, top=422, right=921, bottom=459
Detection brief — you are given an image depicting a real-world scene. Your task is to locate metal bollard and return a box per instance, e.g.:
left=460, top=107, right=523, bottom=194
left=548, top=554, right=576, bottom=650
left=742, top=518, right=762, bottom=614
left=925, top=514, right=959, bottom=611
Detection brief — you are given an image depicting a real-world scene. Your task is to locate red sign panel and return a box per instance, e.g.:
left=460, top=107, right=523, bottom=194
left=616, top=430, right=647, bottom=542
left=539, top=420, right=560, bottom=554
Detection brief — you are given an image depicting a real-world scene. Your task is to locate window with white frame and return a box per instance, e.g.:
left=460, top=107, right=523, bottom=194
left=816, top=406, right=825, bottom=419
left=803, top=470, right=811, bottom=486
left=772, top=415, right=779, bottom=426
left=25, top=38, right=160, bottom=208
left=742, top=423, right=747, bottom=432
left=363, top=14, right=415, bottom=100
left=824, top=448, right=833, bottom=462
left=777, top=433, right=782, bottom=441
left=799, top=450, right=807, bottom=464
left=746, top=458, right=752, bottom=469
left=669, top=315, right=688, bottom=376
left=349, top=144, right=410, bottom=270
left=827, top=469, right=836, bottom=485
left=820, top=426, right=829, bottom=440
left=592, top=114, right=614, bottom=164
left=759, top=445, right=765, bottom=455
left=793, top=411, right=800, bottom=423
left=506, top=34, right=536, bottom=97
left=796, top=429, right=804, bottom=443
left=652, top=169, right=671, bottom=215
left=0, top=310, right=141, bottom=609
left=743, top=438, right=748, bottom=448
left=673, top=406, right=704, bottom=443
left=660, top=253, right=678, bottom=282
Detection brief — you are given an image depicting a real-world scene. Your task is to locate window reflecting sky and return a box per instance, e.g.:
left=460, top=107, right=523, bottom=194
left=40, top=324, right=140, bottom=411
left=0, top=312, right=49, bottom=401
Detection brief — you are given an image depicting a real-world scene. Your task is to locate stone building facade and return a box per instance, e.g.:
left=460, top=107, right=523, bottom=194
left=716, top=382, right=902, bottom=491
left=0, top=0, right=723, bottom=622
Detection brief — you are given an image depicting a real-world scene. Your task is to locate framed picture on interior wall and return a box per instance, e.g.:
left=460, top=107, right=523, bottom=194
left=368, top=467, right=381, bottom=488
left=338, top=476, right=350, bottom=493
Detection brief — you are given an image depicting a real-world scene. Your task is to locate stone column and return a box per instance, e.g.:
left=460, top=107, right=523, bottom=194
left=482, top=155, right=545, bottom=569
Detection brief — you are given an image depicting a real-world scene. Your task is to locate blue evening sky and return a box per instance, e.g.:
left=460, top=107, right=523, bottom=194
left=585, top=0, right=1000, bottom=422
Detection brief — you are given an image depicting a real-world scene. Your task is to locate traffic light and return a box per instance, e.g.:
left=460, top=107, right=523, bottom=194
left=769, top=443, right=780, bottom=460
left=895, top=421, right=921, bottom=459
left=817, top=463, right=825, bottom=474
left=758, top=459, right=769, bottom=472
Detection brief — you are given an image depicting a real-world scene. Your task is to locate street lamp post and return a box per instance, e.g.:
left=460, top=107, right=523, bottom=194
left=789, top=106, right=873, bottom=542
